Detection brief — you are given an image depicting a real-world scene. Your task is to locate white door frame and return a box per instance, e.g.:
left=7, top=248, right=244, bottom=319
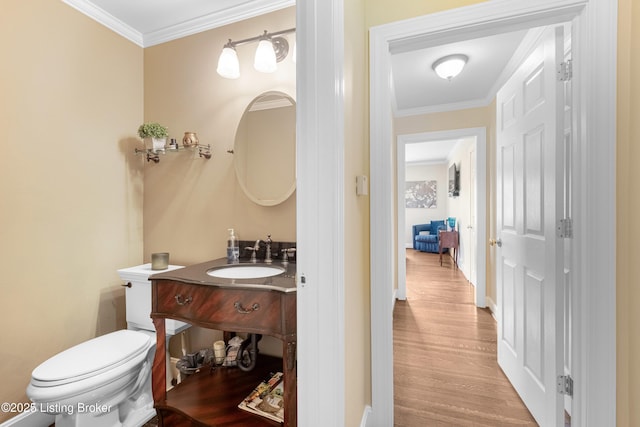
left=397, top=128, right=487, bottom=308
left=296, top=0, right=345, bottom=426
left=369, top=1, right=616, bottom=426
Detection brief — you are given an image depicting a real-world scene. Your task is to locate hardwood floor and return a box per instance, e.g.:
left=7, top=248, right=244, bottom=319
left=393, top=250, right=537, bottom=426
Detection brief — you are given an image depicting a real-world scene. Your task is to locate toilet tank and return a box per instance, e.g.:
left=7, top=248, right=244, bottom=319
left=117, top=264, right=190, bottom=335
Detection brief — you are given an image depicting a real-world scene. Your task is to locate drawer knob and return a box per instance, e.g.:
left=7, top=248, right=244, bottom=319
left=234, top=302, right=260, bottom=314
left=174, top=294, right=193, bottom=306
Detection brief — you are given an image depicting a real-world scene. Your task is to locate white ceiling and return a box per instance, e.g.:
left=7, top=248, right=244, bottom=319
left=391, top=29, right=528, bottom=117
left=405, top=139, right=460, bottom=165
left=66, top=0, right=534, bottom=163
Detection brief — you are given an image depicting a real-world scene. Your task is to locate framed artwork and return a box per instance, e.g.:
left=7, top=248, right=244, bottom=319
left=405, top=180, right=437, bottom=208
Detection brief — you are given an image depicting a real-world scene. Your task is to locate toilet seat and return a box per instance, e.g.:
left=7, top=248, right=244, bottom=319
left=31, top=330, right=151, bottom=388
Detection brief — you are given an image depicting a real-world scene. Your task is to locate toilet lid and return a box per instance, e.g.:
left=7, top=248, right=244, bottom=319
left=32, top=330, right=151, bottom=385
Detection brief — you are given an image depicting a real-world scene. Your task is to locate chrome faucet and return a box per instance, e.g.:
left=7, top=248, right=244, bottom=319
left=264, top=235, right=273, bottom=263
left=245, top=240, right=261, bottom=263
left=281, top=247, right=296, bottom=265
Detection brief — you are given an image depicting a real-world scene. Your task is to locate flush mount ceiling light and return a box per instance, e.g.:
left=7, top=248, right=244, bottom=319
left=216, top=28, right=295, bottom=79
left=432, top=54, right=469, bottom=81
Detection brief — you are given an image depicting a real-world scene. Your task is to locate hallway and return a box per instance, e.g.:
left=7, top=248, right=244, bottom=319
left=393, top=250, right=537, bottom=426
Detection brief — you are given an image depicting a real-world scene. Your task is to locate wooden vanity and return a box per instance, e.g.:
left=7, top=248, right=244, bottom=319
left=150, top=259, right=297, bottom=426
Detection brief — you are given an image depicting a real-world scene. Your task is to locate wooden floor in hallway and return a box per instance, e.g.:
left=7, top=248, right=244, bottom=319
left=393, top=249, right=537, bottom=426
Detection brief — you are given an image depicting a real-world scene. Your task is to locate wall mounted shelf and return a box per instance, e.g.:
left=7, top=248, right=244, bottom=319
left=135, top=144, right=212, bottom=163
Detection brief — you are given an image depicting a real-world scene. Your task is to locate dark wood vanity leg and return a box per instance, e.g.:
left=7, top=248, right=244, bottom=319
left=152, top=318, right=167, bottom=425
left=283, top=339, right=297, bottom=427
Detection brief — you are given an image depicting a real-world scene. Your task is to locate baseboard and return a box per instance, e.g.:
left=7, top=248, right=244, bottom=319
left=0, top=411, right=54, bottom=427
left=486, top=296, right=497, bottom=320
left=360, top=404, right=372, bottom=427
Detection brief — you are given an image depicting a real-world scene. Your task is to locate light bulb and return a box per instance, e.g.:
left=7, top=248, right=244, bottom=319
left=254, top=39, right=277, bottom=73
left=217, top=46, right=240, bottom=79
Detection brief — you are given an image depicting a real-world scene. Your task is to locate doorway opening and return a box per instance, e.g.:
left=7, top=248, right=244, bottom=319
left=368, top=1, right=616, bottom=426
left=397, top=128, right=486, bottom=309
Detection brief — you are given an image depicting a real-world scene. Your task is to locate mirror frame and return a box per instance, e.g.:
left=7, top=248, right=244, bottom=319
left=233, top=90, right=296, bottom=206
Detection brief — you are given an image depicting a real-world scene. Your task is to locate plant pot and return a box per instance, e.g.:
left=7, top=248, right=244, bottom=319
left=151, top=137, right=166, bottom=152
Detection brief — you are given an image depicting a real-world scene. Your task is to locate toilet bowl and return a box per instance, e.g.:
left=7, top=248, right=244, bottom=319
left=27, top=330, right=156, bottom=427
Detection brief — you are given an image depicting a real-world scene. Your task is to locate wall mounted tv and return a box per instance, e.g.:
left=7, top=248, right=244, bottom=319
left=448, top=163, right=460, bottom=197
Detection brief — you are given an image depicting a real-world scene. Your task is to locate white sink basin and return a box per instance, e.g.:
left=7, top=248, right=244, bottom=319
left=206, top=265, right=285, bottom=279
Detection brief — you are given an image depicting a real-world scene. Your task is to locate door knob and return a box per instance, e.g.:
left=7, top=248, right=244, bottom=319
left=489, top=238, right=502, bottom=247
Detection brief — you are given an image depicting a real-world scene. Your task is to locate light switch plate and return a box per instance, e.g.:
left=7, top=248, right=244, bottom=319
left=356, top=175, right=368, bottom=196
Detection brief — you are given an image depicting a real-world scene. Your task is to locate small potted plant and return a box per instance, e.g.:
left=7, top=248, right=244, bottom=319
left=138, top=122, right=169, bottom=152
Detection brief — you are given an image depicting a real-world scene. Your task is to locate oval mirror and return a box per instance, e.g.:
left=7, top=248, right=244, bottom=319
left=234, top=91, right=296, bottom=206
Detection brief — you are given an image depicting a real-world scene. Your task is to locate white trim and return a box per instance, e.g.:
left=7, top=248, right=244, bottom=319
left=296, top=0, right=345, bottom=426
left=369, top=19, right=396, bottom=426
left=397, top=128, right=487, bottom=308
left=396, top=141, right=407, bottom=301
left=61, top=0, right=295, bottom=47
left=143, top=0, right=295, bottom=47
left=396, top=98, right=492, bottom=117
left=360, top=405, right=372, bottom=427
left=0, top=411, right=54, bottom=427
left=486, top=296, right=498, bottom=321
left=571, top=0, right=617, bottom=424
left=370, top=1, right=616, bottom=425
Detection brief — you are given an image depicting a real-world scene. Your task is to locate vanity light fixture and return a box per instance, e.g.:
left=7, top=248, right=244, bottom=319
left=432, top=54, right=469, bottom=80
left=216, top=28, right=295, bottom=79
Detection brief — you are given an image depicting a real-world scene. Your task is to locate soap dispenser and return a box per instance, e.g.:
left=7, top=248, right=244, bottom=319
left=227, top=229, right=239, bottom=263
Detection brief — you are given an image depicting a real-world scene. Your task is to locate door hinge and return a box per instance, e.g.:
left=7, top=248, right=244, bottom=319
left=558, top=60, right=573, bottom=82
left=557, top=218, right=573, bottom=238
left=557, top=375, right=574, bottom=396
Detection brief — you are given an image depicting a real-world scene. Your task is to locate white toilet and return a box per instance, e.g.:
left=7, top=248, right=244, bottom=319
left=26, top=264, right=188, bottom=427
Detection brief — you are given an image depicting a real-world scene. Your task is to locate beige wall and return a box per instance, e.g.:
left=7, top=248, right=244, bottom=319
left=617, top=0, right=638, bottom=425
left=142, top=8, right=296, bottom=266
left=0, top=0, right=144, bottom=422
left=344, top=0, right=371, bottom=424
left=365, top=0, right=488, bottom=28
left=142, top=8, right=296, bottom=354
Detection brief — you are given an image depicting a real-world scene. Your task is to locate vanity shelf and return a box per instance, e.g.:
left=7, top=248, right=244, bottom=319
left=150, top=258, right=297, bottom=426
left=158, top=355, right=282, bottom=426
left=135, top=144, right=211, bottom=163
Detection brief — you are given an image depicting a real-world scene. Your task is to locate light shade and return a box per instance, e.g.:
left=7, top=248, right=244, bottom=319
left=217, top=46, right=240, bottom=79
left=432, top=54, right=468, bottom=80
left=254, top=39, right=277, bottom=73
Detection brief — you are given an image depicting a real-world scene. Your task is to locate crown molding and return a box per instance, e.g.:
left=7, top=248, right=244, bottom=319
left=143, top=0, right=295, bottom=47
left=61, top=0, right=295, bottom=48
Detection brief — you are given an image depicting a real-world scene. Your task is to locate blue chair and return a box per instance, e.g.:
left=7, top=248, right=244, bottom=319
left=412, top=220, right=448, bottom=253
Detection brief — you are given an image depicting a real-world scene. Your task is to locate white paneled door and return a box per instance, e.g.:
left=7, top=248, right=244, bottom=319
left=496, top=25, right=565, bottom=426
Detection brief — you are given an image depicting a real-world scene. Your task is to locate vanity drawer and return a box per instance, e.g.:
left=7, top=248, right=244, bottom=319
left=153, top=281, right=284, bottom=335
